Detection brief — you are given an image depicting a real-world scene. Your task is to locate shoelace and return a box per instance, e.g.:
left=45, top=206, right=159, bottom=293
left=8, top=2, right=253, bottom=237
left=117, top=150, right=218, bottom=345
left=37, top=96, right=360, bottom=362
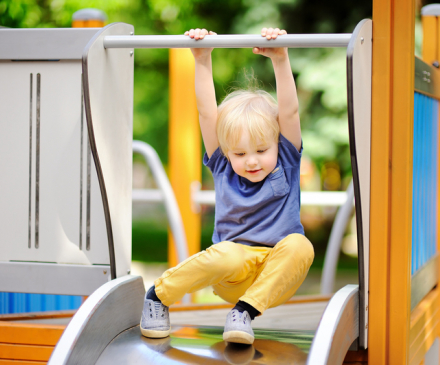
left=232, top=310, right=248, bottom=324
left=154, top=301, right=162, bottom=314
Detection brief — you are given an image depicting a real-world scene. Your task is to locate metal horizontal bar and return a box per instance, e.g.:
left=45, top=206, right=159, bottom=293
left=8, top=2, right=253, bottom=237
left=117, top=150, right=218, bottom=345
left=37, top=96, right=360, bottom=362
left=133, top=188, right=349, bottom=207
left=104, top=34, right=352, bottom=49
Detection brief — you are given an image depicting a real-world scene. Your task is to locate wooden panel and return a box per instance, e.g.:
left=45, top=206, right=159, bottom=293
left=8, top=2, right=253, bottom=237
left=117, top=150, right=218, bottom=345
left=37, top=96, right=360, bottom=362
left=0, top=323, right=64, bottom=346
left=0, top=360, right=46, bottom=364
left=409, top=288, right=440, bottom=365
left=388, top=0, right=415, bottom=363
left=168, top=48, right=201, bottom=267
left=369, top=0, right=393, bottom=362
left=0, top=310, right=75, bottom=322
left=0, top=343, right=53, bottom=362
left=371, top=0, right=416, bottom=363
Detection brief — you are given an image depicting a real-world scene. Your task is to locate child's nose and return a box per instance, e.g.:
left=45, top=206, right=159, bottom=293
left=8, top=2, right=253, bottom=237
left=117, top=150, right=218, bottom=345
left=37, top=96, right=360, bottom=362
left=246, top=156, right=258, bottom=166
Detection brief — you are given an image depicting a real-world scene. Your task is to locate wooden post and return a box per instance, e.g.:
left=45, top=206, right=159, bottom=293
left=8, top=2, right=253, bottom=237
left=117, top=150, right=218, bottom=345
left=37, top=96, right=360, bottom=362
left=421, top=4, right=440, bottom=353
left=370, top=0, right=415, bottom=363
left=168, top=49, right=201, bottom=268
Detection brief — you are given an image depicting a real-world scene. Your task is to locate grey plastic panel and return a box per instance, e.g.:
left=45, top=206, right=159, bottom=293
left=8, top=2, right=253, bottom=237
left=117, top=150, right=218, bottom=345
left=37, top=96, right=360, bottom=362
left=346, top=19, right=372, bottom=349
left=0, top=28, right=99, bottom=60
left=414, top=57, right=439, bottom=97
left=0, top=261, right=110, bottom=295
left=82, top=23, right=134, bottom=279
left=0, top=60, right=109, bottom=270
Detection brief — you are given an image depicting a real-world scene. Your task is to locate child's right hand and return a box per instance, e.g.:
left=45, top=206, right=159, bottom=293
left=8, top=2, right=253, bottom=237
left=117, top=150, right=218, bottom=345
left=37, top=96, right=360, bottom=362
left=184, top=28, right=217, bottom=59
left=253, top=27, right=288, bottom=61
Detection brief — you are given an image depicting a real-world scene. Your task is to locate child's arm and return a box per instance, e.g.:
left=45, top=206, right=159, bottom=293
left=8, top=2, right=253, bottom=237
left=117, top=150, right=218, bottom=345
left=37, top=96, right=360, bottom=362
left=185, top=28, right=219, bottom=158
left=253, top=28, right=301, bottom=151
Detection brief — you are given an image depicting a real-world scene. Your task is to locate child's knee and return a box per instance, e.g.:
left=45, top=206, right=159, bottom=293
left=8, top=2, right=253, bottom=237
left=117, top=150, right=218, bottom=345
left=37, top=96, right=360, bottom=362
left=278, top=234, right=314, bottom=266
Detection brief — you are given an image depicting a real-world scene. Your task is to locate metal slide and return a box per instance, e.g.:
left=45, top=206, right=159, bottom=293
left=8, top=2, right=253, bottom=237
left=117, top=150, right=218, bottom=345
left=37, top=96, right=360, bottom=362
left=49, top=275, right=358, bottom=365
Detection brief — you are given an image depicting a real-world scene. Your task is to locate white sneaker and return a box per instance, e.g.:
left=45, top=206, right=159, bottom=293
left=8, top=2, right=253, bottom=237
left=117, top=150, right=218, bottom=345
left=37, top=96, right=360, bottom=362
left=223, top=309, right=254, bottom=345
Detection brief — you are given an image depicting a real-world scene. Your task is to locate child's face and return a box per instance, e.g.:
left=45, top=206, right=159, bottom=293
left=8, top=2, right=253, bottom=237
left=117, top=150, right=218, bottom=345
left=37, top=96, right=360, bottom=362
left=227, top=130, right=278, bottom=183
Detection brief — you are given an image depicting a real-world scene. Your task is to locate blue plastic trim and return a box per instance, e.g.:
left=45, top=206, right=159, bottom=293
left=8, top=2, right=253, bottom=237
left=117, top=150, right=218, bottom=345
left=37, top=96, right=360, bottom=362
left=0, top=293, right=82, bottom=314
left=412, top=92, right=439, bottom=275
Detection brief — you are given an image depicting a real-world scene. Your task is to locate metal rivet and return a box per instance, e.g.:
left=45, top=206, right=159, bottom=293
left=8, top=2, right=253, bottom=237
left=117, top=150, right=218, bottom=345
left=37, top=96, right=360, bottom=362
left=360, top=37, right=364, bottom=44
left=103, top=270, right=107, bottom=275
left=130, top=32, right=134, bottom=35
left=127, top=270, right=131, bottom=274
left=130, top=51, right=134, bottom=57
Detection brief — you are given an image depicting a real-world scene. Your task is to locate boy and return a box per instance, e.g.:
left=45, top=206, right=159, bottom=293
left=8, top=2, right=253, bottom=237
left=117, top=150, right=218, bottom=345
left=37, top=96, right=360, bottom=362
left=140, top=27, right=314, bottom=345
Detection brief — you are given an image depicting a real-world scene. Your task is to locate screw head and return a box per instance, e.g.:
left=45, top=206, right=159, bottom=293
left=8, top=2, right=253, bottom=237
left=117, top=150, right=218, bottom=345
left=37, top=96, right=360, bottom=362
left=103, top=270, right=107, bottom=275
left=130, top=51, right=134, bottom=57
left=360, top=37, right=364, bottom=44
left=127, top=270, right=131, bottom=274
left=130, top=32, right=134, bottom=35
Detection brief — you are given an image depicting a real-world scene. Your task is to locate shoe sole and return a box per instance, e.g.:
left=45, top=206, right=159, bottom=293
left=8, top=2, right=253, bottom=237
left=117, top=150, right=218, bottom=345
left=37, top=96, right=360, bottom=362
left=139, top=321, right=170, bottom=338
left=223, top=330, right=254, bottom=344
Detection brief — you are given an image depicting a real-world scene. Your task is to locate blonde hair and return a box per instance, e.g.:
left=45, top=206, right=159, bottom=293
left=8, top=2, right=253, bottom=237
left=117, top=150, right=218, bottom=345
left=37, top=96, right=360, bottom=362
left=217, top=89, right=279, bottom=156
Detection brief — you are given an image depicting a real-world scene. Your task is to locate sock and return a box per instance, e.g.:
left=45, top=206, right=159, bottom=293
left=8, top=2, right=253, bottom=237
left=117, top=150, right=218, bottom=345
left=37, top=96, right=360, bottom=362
left=146, top=285, right=161, bottom=303
left=233, top=300, right=260, bottom=320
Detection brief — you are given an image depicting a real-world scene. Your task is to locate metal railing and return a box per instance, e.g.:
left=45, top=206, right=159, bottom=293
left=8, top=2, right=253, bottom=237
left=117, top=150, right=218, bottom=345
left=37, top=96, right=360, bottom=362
left=104, top=34, right=352, bottom=50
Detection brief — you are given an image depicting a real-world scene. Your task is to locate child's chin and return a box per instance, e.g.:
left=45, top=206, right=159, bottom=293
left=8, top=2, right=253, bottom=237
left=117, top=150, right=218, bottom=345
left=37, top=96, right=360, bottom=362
left=243, top=173, right=266, bottom=183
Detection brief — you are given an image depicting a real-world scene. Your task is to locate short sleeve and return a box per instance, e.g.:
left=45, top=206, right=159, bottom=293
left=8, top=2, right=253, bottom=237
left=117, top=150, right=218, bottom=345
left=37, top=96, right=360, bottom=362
left=278, top=133, right=302, bottom=168
left=203, top=147, right=228, bottom=176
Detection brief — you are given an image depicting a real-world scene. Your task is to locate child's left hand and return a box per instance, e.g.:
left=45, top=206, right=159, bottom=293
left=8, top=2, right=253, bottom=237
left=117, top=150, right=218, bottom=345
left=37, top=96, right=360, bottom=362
left=253, top=27, right=288, bottom=60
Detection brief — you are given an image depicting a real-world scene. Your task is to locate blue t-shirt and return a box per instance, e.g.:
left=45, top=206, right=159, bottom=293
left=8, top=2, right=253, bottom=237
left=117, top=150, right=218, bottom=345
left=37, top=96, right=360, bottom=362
left=203, top=133, right=304, bottom=247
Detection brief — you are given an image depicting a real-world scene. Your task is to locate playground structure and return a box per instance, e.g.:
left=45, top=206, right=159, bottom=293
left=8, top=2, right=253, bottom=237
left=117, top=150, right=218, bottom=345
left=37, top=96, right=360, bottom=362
left=0, top=1, right=439, bottom=364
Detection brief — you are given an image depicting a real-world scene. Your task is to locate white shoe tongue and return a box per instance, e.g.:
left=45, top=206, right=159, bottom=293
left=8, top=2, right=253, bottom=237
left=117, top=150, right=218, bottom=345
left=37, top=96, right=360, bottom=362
left=154, top=301, right=162, bottom=312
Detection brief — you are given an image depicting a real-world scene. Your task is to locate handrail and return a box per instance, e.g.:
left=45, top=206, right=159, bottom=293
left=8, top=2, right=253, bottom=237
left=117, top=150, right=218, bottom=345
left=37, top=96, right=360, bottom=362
left=103, top=34, right=352, bottom=49
left=307, top=285, right=359, bottom=365
left=132, top=141, right=189, bottom=264
left=320, top=181, right=355, bottom=294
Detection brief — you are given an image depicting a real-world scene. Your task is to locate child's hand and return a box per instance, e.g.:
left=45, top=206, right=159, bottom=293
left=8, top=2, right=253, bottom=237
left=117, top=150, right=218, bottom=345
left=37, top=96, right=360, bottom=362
left=184, top=28, right=217, bottom=59
left=253, top=27, right=288, bottom=61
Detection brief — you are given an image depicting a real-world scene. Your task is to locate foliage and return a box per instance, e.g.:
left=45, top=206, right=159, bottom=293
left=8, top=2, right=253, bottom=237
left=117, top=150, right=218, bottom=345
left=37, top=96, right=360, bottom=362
left=1, top=0, right=372, bottom=186
left=1, top=0, right=374, bottom=261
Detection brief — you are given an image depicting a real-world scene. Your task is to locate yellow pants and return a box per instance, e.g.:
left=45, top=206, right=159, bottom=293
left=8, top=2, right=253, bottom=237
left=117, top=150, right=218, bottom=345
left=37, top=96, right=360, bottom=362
left=154, top=233, right=314, bottom=315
